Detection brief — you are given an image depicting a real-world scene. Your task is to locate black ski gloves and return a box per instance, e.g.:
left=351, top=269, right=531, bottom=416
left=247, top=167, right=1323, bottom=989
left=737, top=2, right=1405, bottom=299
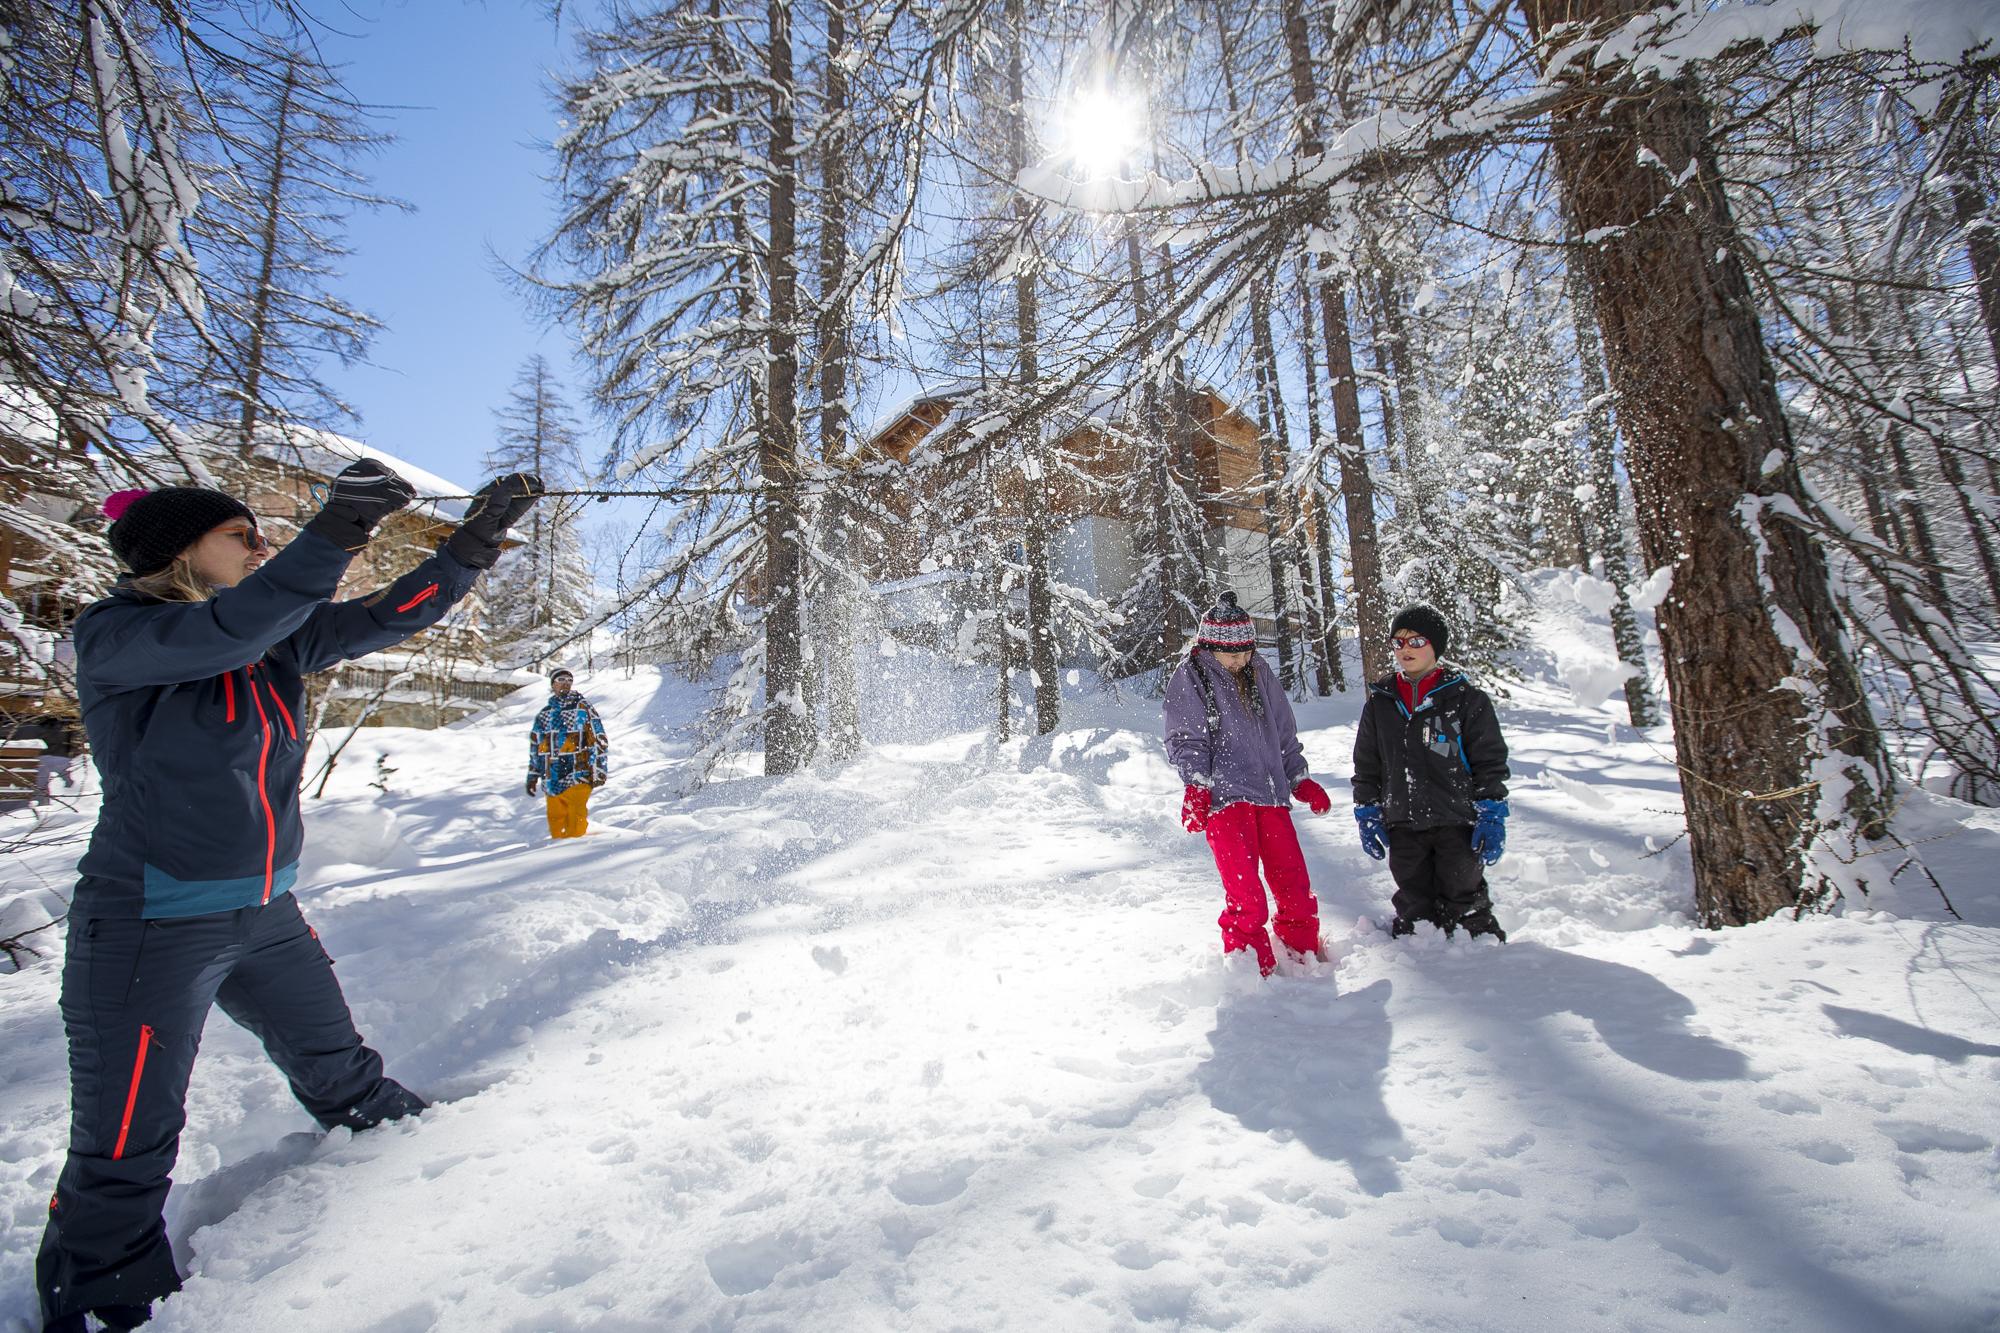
left=304, top=460, right=417, bottom=552
left=526, top=774, right=540, bottom=797
left=446, top=472, right=544, bottom=570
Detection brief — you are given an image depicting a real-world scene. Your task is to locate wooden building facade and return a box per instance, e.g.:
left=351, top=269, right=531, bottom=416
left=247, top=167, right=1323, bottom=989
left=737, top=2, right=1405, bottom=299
left=854, top=385, right=1300, bottom=656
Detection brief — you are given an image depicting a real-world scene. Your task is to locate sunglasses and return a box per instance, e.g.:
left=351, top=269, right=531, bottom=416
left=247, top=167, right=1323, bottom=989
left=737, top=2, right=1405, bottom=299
left=1390, top=634, right=1431, bottom=650
left=218, top=526, right=271, bottom=552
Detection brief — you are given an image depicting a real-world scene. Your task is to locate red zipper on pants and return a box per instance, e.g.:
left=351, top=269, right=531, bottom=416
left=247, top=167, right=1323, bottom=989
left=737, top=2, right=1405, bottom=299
left=246, top=665, right=278, bottom=902
left=112, top=1024, right=155, bottom=1160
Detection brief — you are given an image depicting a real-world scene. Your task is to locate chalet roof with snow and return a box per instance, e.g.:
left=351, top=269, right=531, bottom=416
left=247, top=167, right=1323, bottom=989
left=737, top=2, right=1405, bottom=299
left=251, top=425, right=476, bottom=524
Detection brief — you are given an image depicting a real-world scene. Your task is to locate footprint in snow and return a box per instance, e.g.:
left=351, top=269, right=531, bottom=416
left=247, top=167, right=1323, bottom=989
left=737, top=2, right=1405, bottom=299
left=888, top=1161, right=974, bottom=1206
left=1434, top=1216, right=1484, bottom=1246
left=1570, top=1213, right=1639, bottom=1240
left=1112, top=1239, right=1177, bottom=1270
left=811, top=944, right=847, bottom=974
left=1875, top=1121, right=1993, bottom=1154
left=1795, top=1139, right=1855, bottom=1165
left=1657, top=1235, right=1732, bottom=1274
left=704, top=1233, right=813, bottom=1296
left=1757, top=1090, right=1820, bottom=1115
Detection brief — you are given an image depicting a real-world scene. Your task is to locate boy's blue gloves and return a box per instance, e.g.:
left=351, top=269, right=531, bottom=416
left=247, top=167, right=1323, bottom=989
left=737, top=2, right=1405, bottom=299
left=1355, top=804, right=1387, bottom=861
left=1470, top=799, right=1509, bottom=865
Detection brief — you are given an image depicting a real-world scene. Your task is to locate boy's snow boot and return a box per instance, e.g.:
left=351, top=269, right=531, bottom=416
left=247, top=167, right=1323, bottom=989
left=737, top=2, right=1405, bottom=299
left=1462, top=911, right=1507, bottom=943
left=1388, top=916, right=1417, bottom=938
left=41, top=1314, right=85, bottom=1333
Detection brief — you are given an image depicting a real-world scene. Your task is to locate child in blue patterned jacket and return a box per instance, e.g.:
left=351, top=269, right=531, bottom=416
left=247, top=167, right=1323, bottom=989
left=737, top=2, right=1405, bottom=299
left=527, top=668, right=609, bottom=838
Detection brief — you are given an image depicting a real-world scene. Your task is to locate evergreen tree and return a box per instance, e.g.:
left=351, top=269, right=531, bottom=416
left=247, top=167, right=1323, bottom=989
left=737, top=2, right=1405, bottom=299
left=482, top=356, right=594, bottom=664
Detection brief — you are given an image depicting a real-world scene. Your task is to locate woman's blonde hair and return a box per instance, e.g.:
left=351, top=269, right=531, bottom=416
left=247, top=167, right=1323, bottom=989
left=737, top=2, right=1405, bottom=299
left=126, top=555, right=215, bottom=603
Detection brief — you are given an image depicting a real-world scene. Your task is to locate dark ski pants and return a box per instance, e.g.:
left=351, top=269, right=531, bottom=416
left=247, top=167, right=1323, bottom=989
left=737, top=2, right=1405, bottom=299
left=37, top=891, right=415, bottom=1324
left=1386, top=824, right=1499, bottom=934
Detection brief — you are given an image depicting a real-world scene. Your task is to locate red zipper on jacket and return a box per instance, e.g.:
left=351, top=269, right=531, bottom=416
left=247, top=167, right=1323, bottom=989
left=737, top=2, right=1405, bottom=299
left=266, top=679, right=298, bottom=740
left=396, top=583, right=439, bottom=613
left=111, top=1024, right=155, bottom=1160
left=222, top=670, right=236, bottom=722
left=246, top=664, right=278, bottom=902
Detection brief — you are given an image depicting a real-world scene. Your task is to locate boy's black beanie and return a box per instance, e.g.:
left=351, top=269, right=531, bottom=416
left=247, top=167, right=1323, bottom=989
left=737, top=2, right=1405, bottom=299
left=1389, top=604, right=1450, bottom=656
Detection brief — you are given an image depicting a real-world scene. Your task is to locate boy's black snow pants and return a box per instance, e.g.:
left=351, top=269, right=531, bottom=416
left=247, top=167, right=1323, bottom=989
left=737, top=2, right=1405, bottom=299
left=1386, top=824, right=1499, bottom=933
left=36, top=891, right=419, bottom=1324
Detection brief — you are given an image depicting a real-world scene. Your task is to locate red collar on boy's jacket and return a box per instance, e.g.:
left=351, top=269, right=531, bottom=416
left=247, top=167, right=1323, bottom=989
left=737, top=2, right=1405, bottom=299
left=1396, top=668, right=1445, bottom=712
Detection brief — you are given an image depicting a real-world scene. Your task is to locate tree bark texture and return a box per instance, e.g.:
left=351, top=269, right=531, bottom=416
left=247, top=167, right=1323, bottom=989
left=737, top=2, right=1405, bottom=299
left=1279, top=0, right=1387, bottom=663
left=1298, top=273, right=1346, bottom=690
left=762, top=0, right=812, bottom=775
left=1524, top=0, right=1884, bottom=924
left=1250, top=281, right=1299, bottom=689
left=1006, top=0, right=1061, bottom=734
left=816, top=0, right=862, bottom=762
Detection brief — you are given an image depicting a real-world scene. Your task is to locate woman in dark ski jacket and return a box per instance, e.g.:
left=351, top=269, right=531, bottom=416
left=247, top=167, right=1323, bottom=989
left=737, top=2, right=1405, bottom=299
left=37, top=463, right=540, bottom=1332
left=1351, top=604, right=1512, bottom=941
left=1164, top=592, right=1333, bottom=977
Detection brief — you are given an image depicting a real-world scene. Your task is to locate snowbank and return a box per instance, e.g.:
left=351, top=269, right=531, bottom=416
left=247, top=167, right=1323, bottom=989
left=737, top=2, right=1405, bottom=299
left=3, top=633, right=1997, bottom=1331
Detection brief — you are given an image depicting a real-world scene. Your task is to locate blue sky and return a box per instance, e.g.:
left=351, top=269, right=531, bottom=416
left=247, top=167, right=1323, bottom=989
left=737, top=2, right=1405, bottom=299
left=312, top=1, right=577, bottom=494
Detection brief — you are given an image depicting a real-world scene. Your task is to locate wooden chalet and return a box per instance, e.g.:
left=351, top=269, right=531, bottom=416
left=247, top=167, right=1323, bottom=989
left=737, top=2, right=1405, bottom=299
left=855, top=383, right=1295, bottom=657
left=0, top=419, right=529, bottom=743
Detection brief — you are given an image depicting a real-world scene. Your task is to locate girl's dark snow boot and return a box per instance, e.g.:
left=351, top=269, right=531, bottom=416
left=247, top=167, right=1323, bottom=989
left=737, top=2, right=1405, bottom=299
left=327, top=1078, right=428, bottom=1131
left=43, top=1304, right=150, bottom=1332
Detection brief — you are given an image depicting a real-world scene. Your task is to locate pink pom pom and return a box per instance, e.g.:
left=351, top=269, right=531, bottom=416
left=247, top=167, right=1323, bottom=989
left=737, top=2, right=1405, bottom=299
left=102, top=489, right=149, bottom=521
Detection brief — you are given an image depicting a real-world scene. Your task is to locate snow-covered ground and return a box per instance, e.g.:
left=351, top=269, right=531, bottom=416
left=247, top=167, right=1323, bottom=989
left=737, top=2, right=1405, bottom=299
left=4, top=595, right=1999, bottom=1331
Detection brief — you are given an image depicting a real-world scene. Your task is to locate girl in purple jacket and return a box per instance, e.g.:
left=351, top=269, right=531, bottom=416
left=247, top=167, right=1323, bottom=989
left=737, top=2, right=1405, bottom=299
left=1164, top=592, right=1332, bottom=976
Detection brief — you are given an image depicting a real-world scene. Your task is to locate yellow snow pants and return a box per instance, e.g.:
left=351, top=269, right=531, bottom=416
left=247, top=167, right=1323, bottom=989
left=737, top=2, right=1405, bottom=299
left=545, top=783, right=593, bottom=838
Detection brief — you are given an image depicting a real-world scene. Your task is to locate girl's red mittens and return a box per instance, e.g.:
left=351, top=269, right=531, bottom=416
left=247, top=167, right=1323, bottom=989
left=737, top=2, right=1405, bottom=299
left=1291, top=778, right=1332, bottom=815
left=1181, top=784, right=1212, bottom=832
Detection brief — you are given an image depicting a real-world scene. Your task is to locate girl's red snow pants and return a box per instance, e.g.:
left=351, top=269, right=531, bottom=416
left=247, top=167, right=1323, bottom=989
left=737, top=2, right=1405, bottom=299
left=1204, top=801, right=1320, bottom=974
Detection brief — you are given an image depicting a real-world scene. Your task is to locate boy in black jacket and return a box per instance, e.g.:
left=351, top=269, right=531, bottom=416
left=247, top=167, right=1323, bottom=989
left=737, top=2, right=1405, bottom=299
left=1351, top=605, right=1512, bottom=940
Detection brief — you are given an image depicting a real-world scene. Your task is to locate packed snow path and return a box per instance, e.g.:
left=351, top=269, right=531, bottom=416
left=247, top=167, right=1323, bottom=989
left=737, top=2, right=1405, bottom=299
left=4, top=662, right=1998, bottom=1331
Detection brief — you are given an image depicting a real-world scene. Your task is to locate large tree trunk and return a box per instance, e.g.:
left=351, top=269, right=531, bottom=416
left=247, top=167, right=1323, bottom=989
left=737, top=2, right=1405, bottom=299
left=816, top=0, right=861, bottom=762
left=1123, top=221, right=1179, bottom=669
left=1250, top=281, right=1299, bottom=689
left=1006, top=0, right=1060, bottom=734
left=1939, top=82, right=2000, bottom=376
left=1523, top=0, right=1884, bottom=925
left=1279, top=0, right=1387, bottom=662
left=1294, top=292, right=1332, bottom=695
left=1298, top=272, right=1345, bottom=690
left=761, top=0, right=812, bottom=775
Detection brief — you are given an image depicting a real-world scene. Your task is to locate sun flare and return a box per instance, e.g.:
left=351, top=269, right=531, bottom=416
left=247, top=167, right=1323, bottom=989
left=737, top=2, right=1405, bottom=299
left=1056, top=88, right=1142, bottom=178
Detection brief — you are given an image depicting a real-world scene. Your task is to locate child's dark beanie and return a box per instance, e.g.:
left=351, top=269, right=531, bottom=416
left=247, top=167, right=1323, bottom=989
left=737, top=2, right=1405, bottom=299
left=106, top=487, right=257, bottom=575
left=1196, top=591, right=1257, bottom=650
left=1390, top=604, right=1450, bottom=656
